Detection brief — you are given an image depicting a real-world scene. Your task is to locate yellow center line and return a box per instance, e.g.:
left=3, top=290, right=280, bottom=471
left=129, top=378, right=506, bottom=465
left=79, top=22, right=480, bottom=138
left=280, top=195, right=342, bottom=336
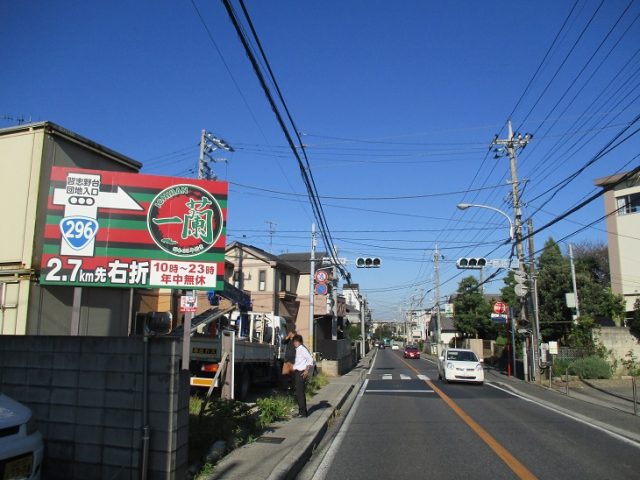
left=397, top=354, right=538, bottom=480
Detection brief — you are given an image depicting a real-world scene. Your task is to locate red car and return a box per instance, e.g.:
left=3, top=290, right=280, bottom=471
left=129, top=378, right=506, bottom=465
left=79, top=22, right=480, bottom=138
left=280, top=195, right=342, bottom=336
left=403, top=346, right=420, bottom=359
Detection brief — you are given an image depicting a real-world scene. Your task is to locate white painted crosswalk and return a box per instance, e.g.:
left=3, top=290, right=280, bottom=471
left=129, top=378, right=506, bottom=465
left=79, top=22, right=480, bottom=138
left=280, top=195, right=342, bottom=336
left=375, top=373, right=430, bottom=381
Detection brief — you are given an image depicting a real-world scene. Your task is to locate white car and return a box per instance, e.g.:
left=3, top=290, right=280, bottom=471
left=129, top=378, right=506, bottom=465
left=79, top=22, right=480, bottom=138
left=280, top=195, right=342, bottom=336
left=438, top=348, right=484, bottom=385
left=0, top=393, right=44, bottom=480
left=391, top=344, right=400, bottom=350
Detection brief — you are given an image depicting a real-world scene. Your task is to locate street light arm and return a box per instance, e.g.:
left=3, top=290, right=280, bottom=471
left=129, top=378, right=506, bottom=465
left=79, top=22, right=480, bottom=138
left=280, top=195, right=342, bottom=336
left=457, top=203, right=514, bottom=242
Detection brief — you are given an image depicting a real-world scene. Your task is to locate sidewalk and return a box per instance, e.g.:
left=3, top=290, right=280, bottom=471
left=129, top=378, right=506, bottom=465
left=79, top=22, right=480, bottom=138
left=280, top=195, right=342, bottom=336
left=207, top=353, right=372, bottom=480
left=485, top=368, right=640, bottom=444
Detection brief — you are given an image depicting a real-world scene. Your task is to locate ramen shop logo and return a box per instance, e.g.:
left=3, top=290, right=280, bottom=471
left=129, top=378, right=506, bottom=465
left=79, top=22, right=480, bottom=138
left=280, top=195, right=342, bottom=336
left=147, top=184, right=223, bottom=257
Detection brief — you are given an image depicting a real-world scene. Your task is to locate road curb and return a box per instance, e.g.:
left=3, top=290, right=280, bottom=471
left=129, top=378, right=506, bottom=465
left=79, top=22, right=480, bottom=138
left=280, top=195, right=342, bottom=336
left=266, top=356, right=372, bottom=480
left=208, top=352, right=372, bottom=480
left=265, top=382, right=357, bottom=480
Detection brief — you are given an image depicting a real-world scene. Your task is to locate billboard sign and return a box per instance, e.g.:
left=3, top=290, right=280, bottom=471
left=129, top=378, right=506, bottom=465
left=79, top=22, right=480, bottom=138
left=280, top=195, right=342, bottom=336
left=40, top=167, right=227, bottom=290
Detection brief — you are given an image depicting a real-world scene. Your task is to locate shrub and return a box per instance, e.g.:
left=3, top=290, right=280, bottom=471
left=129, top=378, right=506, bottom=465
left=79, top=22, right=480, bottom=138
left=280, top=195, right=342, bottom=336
left=306, top=372, right=329, bottom=399
left=256, top=395, right=295, bottom=427
left=621, top=350, right=640, bottom=376
left=189, top=398, right=259, bottom=464
left=551, top=358, right=572, bottom=377
left=568, top=356, right=612, bottom=379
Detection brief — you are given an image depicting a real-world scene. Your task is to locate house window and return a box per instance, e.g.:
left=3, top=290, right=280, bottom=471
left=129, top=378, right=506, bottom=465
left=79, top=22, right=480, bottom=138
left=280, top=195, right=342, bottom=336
left=280, top=272, right=287, bottom=292
left=617, top=193, right=640, bottom=215
left=233, top=271, right=240, bottom=288
left=259, top=270, right=266, bottom=291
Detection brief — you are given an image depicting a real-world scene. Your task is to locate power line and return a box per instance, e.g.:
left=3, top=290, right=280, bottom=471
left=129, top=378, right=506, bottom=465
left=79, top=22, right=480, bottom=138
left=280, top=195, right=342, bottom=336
left=222, top=0, right=350, bottom=281
left=229, top=179, right=511, bottom=201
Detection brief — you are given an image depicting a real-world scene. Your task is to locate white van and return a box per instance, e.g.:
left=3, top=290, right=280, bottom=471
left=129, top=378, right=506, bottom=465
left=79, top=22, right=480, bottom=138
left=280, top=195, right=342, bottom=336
left=0, top=393, right=44, bottom=479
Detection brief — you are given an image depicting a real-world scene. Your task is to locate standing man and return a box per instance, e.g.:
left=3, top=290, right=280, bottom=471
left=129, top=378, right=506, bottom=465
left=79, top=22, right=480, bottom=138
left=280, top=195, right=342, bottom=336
left=292, top=334, right=314, bottom=418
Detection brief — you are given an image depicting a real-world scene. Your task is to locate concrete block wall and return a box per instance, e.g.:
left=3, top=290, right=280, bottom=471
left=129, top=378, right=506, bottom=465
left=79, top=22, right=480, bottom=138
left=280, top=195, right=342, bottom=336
left=599, top=327, right=640, bottom=373
left=0, top=336, right=188, bottom=479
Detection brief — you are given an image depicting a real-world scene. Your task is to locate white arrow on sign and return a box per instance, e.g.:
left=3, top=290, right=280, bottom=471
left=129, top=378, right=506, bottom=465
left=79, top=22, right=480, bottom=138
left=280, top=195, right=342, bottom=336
left=53, top=173, right=143, bottom=257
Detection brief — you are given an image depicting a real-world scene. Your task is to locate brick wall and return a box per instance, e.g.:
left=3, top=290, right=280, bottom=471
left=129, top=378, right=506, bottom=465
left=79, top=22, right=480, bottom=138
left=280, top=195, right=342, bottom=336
left=0, top=336, right=188, bottom=479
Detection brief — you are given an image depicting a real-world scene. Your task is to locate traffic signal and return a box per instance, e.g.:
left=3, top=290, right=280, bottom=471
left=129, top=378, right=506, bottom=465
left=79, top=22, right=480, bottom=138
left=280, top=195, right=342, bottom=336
left=356, top=257, right=381, bottom=268
left=456, top=257, right=487, bottom=269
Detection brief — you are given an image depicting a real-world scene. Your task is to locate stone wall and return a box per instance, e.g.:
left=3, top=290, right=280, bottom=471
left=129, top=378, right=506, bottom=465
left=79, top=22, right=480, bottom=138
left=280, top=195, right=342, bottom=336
left=0, top=335, right=188, bottom=479
left=599, top=327, right=640, bottom=371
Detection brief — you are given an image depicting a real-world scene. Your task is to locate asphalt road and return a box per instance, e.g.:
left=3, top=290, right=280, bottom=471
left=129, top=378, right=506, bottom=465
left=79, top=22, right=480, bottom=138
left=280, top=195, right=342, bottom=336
left=310, top=348, right=640, bottom=480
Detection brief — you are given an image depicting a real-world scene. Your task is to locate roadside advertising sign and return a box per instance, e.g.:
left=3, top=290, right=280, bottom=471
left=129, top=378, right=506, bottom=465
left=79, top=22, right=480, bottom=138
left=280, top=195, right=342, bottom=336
left=180, top=294, right=198, bottom=313
left=40, top=166, right=227, bottom=290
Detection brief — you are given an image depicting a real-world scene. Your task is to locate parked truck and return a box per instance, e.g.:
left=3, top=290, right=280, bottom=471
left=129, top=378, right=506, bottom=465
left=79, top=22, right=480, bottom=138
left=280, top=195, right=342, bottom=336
left=186, top=302, right=290, bottom=399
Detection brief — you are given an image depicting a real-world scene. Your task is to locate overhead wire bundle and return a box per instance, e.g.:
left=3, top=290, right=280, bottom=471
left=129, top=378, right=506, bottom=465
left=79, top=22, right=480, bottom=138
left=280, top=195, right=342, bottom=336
left=220, top=0, right=351, bottom=281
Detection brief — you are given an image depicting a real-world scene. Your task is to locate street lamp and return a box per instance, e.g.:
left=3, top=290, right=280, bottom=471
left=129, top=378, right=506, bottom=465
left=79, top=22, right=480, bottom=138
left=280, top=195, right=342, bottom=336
left=457, top=203, right=514, bottom=243
left=457, top=202, right=518, bottom=377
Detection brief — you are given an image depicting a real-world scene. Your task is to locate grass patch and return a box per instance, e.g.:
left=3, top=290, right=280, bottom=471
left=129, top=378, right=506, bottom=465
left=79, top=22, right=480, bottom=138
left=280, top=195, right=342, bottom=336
left=256, top=395, right=296, bottom=427
left=195, top=463, right=215, bottom=479
left=188, top=373, right=331, bottom=472
left=188, top=397, right=260, bottom=465
left=306, top=372, right=329, bottom=399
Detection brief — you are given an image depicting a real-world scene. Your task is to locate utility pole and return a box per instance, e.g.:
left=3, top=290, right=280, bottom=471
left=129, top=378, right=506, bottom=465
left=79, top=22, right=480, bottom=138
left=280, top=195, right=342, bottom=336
left=434, top=245, right=442, bottom=355
left=360, top=295, right=366, bottom=357
left=493, top=119, right=532, bottom=378
left=309, top=223, right=316, bottom=352
left=265, top=221, right=277, bottom=252
left=331, top=246, right=339, bottom=341
left=198, top=129, right=234, bottom=181
left=568, top=243, right=580, bottom=321
left=183, top=129, right=234, bottom=370
left=527, top=218, right=541, bottom=381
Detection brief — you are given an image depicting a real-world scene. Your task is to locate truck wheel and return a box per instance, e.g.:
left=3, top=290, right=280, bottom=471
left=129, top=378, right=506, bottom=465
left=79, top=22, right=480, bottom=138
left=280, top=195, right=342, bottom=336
left=235, top=369, right=251, bottom=401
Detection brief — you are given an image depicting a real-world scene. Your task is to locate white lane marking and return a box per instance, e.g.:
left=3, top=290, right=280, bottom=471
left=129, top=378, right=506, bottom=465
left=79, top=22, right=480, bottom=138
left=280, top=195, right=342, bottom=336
left=417, top=374, right=431, bottom=381
left=382, top=374, right=392, bottom=380
left=311, top=379, right=369, bottom=480
left=366, top=389, right=434, bottom=393
left=367, top=349, right=378, bottom=375
left=400, top=374, right=411, bottom=380
left=486, top=382, right=640, bottom=449
left=423, top=357, right=438, bottom=365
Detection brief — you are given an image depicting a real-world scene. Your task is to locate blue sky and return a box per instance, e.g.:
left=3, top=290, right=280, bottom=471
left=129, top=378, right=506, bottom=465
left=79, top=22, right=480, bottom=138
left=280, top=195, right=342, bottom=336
left=2, top=1, right=639, bottom=320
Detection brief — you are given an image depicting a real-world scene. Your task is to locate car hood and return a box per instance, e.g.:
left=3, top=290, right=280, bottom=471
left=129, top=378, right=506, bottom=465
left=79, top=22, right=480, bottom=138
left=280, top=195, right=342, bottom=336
left=447, top=360, right=480, bottom=367
left=0, top=393, right=31, bottom=428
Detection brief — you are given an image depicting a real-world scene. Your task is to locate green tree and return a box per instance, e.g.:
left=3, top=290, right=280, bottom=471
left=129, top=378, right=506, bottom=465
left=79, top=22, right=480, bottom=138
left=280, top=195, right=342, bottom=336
left=629, top=298, right=640, bottom=341
left=453, top=276, right=494, bottom=339
left=573, top=241, right=625, bottom=324
left=537, top=238, right=573, bottom=342
left=568, top=315, right=602, bottom=356
left=500, top=270, right=518, bottom=308
left=346, top=324, right=361, bottom=340
left=374, top=325, right=393, bottom=341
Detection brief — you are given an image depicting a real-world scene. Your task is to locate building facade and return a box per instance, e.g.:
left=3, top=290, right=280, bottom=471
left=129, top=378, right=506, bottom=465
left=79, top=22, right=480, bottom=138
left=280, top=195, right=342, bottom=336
left=0, top=122, right=142, bottom=335
left=594, top=170, right=640, bottom=316
left=224, top=244, right=331, bottom=343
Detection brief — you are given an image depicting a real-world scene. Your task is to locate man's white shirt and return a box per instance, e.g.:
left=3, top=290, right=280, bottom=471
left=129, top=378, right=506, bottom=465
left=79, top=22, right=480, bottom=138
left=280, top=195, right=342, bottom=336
left=293, top=345, right=314, bottom=371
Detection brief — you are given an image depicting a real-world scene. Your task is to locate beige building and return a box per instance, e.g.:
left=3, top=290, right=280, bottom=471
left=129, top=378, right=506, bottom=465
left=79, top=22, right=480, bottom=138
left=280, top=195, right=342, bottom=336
left=224, top=243, right=330, bottom=343
left=594, top=170, right=640, bottom=316
left=0, top=122, right=141, bottom=335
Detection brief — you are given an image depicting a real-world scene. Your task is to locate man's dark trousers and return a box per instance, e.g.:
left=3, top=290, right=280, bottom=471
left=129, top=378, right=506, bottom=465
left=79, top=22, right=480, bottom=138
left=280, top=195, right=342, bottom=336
left=294, top=370, right=307, bottom=416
